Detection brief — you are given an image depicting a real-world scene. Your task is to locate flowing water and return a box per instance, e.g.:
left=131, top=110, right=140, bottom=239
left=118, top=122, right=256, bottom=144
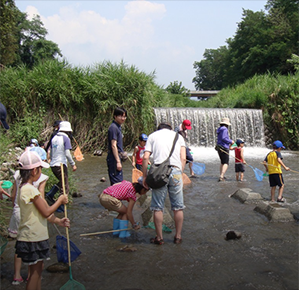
left=1, top=148, right=298, bottom=290
left=1, top=108, right=298, bottom=290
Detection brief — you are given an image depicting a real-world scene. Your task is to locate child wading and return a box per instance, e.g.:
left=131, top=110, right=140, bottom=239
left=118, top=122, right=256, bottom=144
left=230, top=139, right=246, bottom=181
left=132, top=133, right=148, bottom=171
left=263, top=140, right=290, bottom=202
left=15, top=151, right=70, bottom=290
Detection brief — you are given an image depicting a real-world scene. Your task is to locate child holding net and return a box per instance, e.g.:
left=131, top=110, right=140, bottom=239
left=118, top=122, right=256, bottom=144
left=15, top=151, right=70, bottom=290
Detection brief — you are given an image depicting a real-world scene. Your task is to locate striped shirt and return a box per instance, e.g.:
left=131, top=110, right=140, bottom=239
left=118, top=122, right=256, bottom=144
left=103, top=180, right=137, bottom=202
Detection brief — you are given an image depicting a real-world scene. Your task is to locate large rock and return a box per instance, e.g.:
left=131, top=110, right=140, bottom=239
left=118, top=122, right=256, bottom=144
left=254, top=201, right=294, bottom=222
left=231, top=188, right=263, bottom=204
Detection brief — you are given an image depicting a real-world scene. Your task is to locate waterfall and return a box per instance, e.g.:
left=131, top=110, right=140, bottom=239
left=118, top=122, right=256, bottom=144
left=154, top=108, right=265, bottom=147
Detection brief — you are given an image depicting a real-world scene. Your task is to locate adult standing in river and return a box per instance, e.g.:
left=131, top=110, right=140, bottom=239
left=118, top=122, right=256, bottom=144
left=142, top=122, right=186, bottom=245
left=107, top=107, right=127, bottom=185
left=216, top=117, right=234, bottom=182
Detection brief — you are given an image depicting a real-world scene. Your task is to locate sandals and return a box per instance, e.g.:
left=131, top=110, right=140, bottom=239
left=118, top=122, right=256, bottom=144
left=277, top=197, right=286, bottom=203
left=12, top=277, right=24, bottom=285
left=150, top=237, right=164, bottom=245
left=173, top=237, right=182, bottom=244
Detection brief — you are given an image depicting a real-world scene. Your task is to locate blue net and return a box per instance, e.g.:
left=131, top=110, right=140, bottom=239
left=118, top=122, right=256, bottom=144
left=192, top=162, right=205, bottom=175
left=56, top=235, right=81, bottom=264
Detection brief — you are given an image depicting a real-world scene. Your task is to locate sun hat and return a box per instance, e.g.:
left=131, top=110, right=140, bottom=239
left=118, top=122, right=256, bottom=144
left=139, top=133, right=148, bottom=141
left=19, top=150, right=49, bottom=170
left=30, top=138, right=39, bottom=146
left=0, top=103, right=9, bottom=130
left=220, top=117, right=231, bottom=126
left=236, top=139, right=244, bottom=146
left=183, top=119, right=192, bottom=130
left=273, top=140, right=285, bottom=149
left=59, top=121, right=73, bottom=132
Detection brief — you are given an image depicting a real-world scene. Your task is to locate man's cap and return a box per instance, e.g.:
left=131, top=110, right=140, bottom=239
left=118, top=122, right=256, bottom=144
left=183, top=119, right=192, bottom=130
left=19, top=150, right=49, bottom=170
left=0, top=103, right=9, bottom=130
left=220, top=117, right=231, bottom=126
left=273, top=140, right=285, bottom=149
left=53, top=120, right=61, bottom=127
left=236, top=139, right=244, bottom=146
left=139, top=133, right=148, bottom=141
left=59, top=121, right=73, bottom=132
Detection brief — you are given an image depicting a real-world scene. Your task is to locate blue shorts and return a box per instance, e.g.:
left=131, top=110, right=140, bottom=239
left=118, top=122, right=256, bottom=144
left=150, top=167, right=185, bottom=211
left=269, top=174, right=284, bottom=187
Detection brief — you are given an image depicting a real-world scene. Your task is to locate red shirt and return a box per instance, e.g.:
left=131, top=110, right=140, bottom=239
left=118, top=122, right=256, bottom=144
left=234, top=147, right=243, bottom=163
left=136, top=145, right=145, bottom=165
left=103, top=180, right=137, bottom=202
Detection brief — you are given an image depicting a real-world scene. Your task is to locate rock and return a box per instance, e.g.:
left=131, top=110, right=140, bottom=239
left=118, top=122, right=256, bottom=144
left=93, top=150, right=103, bottom=156
left=46, top=262, right=69, bottom=273
left=116, top=244, right=137, bottom=252
left=100, top=177, right=106, bottom=182
left=231, top=188, right=263, bottom=204
left=225, top=230, right=242, bottom=240
left=72, top=192, right=82, bottom=198
left=254, top=201, right=294, bottom=222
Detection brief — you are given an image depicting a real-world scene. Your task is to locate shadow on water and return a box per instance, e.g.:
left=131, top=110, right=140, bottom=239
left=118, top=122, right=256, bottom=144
left=1, top=149, right=299, bottom=290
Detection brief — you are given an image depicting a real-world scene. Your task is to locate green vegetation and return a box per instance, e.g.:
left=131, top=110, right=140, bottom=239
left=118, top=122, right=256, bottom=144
left=193, top=0, right=298, bottom=89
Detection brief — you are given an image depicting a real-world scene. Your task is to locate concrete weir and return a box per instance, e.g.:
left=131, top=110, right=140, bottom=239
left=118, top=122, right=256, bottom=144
left=231, top=188, right=295, bottom=222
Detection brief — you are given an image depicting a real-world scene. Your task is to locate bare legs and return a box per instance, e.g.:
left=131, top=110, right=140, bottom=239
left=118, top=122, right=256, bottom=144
left=26, top=261, right=43, bottom=290
left=220, top=163, right=228, bottom=179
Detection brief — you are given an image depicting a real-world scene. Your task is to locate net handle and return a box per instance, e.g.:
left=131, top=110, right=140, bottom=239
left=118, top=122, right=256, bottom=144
left=61, top=163, right=72, bottom=268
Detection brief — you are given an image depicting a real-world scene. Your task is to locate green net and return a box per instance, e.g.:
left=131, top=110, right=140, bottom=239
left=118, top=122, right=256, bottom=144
left=60, top=267, right=85, bottom=290
left=0, top=235, right=8, bottom=256
left=144, top=222, right=172, bottom=233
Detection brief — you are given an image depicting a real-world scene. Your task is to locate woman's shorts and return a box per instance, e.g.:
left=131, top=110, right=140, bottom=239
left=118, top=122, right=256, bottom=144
left=269, top=174, right=284, bottom=187
left=15, top=240, right=50, bottom=265
left=218, top=148, right=229, bottom=165
left=99, top=193, right=122, bottom=211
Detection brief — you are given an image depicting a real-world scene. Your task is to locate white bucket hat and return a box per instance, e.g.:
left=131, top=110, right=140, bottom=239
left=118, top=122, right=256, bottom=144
left=220, top=117, right=231, bottom=126
left=59, top=121, right=73, bottom=132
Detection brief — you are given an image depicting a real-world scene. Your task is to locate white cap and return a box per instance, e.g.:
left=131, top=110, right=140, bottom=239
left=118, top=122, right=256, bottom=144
left=19, top=151, right=49, bottom=170
left=59, top=121, right=73, bottom=132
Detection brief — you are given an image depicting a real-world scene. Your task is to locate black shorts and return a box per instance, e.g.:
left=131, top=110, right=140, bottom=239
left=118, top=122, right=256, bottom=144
left=235, top=163, right=245, bottom=173
left=217, top=148, right=229, bottom=165
left=269, top=174, right=284, bottom=187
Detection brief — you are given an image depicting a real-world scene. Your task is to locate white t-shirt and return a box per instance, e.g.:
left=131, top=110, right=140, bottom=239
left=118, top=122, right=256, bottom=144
left=50, top=132, right=73, bottom=167
left=145, top=129, right=186, bottom=170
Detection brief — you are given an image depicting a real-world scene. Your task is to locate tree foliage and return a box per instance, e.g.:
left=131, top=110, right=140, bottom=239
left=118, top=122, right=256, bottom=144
left=0, top=0, right=62, bottom=68
left=165, top=81, right=189, bottom=95
left=193, top=0, right=299, bottom=90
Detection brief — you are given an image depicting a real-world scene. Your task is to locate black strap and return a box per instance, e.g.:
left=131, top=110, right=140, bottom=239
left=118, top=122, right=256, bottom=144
left=168, top=132, right=179, bottom=159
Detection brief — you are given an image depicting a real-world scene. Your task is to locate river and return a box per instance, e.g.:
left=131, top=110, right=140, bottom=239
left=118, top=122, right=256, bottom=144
left=1, top=147, right=298, bottom=290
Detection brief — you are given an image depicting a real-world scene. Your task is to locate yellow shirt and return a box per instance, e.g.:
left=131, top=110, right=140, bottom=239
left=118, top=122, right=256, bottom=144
left=17, top=184, right=48, bottom=242
left=265, top=151, right=282, bottom=175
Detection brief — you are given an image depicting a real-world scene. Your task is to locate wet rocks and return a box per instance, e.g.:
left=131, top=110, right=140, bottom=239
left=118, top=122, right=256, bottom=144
left=100, top=177, right=106, bottom=182
left=46, top=262, right=69, bottom=273
left=72, top=192, right=83, bottom=198
left=225, top=231, right=242, bottom=240
left=116, top=244, right=137, bottom=252
left=254, top=201, right=294, bottom=222
left=231, top=188, right=263, bottom=204
left=93, top=149, right=103, bottom=156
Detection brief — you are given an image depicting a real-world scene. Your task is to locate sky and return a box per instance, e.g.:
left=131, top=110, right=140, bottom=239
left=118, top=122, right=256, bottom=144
left=15, top=0, right=268, bottom=90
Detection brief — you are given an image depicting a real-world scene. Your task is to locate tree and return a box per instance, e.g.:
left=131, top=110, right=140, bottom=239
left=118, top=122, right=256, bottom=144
left=0, top=0, right=19, bottom=66
left=165, top=81, right=189, bottom=95
left=193, top=46, right=229, bottom=90
left=16, top=14, right=62, bottom=68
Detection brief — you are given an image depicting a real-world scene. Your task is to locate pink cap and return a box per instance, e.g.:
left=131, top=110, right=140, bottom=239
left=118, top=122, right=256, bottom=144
left=183, top=119, right=192, bottom=130
left=18, top=151, right=50, bottom=170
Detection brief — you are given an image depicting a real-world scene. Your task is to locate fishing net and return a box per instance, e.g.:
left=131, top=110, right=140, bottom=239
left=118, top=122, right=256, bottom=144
left=0, top=235, right=8, bottom=256
left=60, top=275, right=86, bottom=290
left=74, top=146, right=84, bottom=161
left=56, top=235, right=81, bottom=264
left=249, top=166, right=264, bottom=181
left=192, top=162, right=205, bottom=175
left=144, top=222, right=172, bottom=233
left=182, top=173, right=191, bottom=185
left=132, top=168, right=143, bottom=183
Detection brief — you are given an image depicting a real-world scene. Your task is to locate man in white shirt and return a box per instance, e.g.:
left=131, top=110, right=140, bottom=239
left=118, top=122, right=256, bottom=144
left=142, top=122, right=186, bottom=245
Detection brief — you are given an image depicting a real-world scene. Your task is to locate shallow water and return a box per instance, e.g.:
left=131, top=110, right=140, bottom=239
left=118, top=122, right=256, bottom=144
left=1, top=148, right=299, bottom=290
